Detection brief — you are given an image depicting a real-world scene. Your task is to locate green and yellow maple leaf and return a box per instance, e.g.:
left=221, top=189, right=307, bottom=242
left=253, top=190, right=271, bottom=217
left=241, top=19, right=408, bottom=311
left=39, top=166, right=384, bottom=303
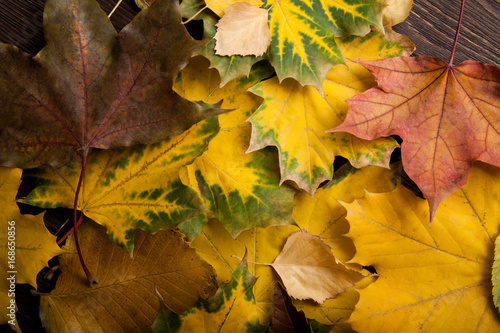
left=344, top=162, right=500, bottom=331
left=263, top=0, right=385, bottom=89
left=175, top=57, right=295, bottom=236
left=152, top=258, right=267, bottom=333
left=248, top=31, right=411, bottom=194
left=183, top=0, right=409, bottom=89
left=22, top=119, right=218, bottom=252
left=40, top=220, right=217, bottom=332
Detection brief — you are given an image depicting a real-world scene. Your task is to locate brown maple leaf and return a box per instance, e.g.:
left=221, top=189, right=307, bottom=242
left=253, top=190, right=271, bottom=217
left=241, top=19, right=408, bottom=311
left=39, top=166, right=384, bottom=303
left=0, top=0, right=219, bottom=169
left=330, top=56, right=500, bottom=221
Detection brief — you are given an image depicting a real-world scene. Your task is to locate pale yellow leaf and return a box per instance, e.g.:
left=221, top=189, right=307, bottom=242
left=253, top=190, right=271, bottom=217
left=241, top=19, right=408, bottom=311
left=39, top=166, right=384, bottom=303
left=214, top=2, right=271, bottom=57
left=205, top=0, right=263, bottom=17
left=382, top=0, right=413, bottom=27
left=272, top=230, right=365, bottom=304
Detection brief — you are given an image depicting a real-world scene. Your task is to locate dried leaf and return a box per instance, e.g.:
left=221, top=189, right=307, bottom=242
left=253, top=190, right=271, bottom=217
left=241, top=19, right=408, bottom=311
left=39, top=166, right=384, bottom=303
left=344, top=162, right=500, bottom=331
left=270, top=282, right=311, bottom=333
left=214, top=2, right=271, bottom=57
left=22, top=119, right=218, bottom=252
left=152, top=259, right=267, bottom=332
left=332, top=56, right=500, bottom=221
left=0, top=0, right=219, bottom=169
left=291, top=163, right=398, bottom=326
left=272, top=230, right=365, bottom=304
left=382, top=0, right=413, bottom=27
left=40, top=220, right=217, bottom=332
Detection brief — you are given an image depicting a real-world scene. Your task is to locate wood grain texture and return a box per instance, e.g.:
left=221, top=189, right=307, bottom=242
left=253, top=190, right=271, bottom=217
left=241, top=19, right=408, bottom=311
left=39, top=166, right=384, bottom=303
left=0, top=0, right=499, bottom=66
left=393, top=0, right=500, bottom=66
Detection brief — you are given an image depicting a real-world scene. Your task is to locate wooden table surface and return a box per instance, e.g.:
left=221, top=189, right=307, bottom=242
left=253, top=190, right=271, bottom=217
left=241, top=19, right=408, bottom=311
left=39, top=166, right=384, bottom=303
left=0, top=0, right=498, bottom=332
left=0, top=0, right=499, bottom=66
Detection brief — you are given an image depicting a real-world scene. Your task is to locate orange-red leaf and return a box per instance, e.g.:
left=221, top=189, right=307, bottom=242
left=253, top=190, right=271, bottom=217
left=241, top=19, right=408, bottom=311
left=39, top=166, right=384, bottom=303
left=331, top=56, right=500, bottom=220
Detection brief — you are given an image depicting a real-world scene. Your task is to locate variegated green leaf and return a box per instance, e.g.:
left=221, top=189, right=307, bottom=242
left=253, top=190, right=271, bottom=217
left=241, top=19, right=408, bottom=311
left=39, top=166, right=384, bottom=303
left=152, top=259, right=267, bottom=333
left=175, top=55, right=293, bottom=237
left=22, top=119, right=219, bottom=252
left=248, top=31, right=411, bottom=194
left=264, top=0, right=384, bottom=89
left=180, top=125, right=295, bottom=236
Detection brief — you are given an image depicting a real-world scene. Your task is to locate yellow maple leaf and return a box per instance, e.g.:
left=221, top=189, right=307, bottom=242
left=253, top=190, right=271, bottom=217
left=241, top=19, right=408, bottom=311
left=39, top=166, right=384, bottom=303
left=0, top=168, right=65, bottom=290
left=344, top=162, right=500, bottom=331
left=214, top=2, right=271, bottom=57
left=247, top=31, right=412, bottom=195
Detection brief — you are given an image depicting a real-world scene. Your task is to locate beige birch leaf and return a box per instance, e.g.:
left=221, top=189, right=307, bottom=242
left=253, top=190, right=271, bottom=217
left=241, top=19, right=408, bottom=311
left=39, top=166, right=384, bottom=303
left=214, top=2, right=271, bottom=56
left=271, top=230, right=365, bottom=304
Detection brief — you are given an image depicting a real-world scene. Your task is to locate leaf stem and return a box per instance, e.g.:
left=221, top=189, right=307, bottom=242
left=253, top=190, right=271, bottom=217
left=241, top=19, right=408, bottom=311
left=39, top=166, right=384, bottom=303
left=72, top=149, right=98, bottom=287
left=56, top=215, right=84, bottom=245
left=182, top=6, right=208, bottom=25
left=448, top=0, right=466, bottom=66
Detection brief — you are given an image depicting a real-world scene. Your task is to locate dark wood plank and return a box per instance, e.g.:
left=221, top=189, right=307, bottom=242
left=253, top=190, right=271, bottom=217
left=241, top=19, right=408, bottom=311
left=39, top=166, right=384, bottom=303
left=393, top=0, right=500, bottom=66
left=0, top=0, right=499, bottom=67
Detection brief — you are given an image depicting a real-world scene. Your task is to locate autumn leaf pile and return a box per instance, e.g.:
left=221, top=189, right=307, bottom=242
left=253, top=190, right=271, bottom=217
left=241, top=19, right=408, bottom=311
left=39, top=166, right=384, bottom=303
left=1, top=0, right=500, bottom=332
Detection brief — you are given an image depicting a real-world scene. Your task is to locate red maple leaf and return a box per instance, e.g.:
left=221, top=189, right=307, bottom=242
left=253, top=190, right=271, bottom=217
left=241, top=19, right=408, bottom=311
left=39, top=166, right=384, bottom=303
left=331, top=56, right=500, bottom=220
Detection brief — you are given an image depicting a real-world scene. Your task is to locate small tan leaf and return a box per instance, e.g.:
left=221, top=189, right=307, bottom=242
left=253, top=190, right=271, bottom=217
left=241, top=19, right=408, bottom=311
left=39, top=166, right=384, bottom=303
left=214, top=2, right=271, bottom=56
left=272, top=230, right=365, bottom=304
